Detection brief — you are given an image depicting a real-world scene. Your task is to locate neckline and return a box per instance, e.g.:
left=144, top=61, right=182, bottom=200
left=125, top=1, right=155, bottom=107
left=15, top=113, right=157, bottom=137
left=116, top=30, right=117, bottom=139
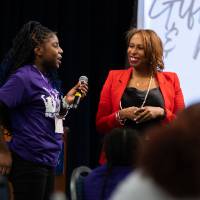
left=32, top=65, right=49, bottom=84
left=126, top=86, right=159, bottom=92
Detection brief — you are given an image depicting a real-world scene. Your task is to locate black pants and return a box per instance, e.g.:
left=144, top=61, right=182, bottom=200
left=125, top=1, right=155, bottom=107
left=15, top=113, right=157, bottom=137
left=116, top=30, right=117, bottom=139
left=9, top=152, right=55, bottom=200
left=0, top=176, right=9, bottom=200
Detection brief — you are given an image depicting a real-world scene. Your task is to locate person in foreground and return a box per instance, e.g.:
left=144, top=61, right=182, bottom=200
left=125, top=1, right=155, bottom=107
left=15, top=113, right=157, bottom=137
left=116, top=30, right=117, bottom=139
left=84, top=128, right=139, bottom=200
left=96, top=28, right=185, bottom=163
left=0, top=21, right=88, bottom=200
left=111, top=103, right=200, bottom=200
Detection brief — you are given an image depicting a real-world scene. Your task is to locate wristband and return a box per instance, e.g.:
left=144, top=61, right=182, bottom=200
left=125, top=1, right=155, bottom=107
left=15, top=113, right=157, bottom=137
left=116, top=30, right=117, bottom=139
left=115, top=111, right=125, bottom=125
left=62, top=96, right=73, bottom=109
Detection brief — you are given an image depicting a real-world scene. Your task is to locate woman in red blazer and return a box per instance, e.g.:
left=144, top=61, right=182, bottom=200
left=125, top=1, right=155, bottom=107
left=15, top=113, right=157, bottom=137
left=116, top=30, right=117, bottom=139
left=96, top=28, right=185, bottom=163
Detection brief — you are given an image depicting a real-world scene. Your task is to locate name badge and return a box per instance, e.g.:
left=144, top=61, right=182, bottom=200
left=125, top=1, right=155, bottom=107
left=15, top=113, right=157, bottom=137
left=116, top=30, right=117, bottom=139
left=55, top=116, right=64, bottom=134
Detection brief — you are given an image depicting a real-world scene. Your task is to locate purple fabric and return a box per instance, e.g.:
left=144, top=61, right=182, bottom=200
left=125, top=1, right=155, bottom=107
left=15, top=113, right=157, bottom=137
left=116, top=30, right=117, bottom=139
left=0, top=65, right=62, bottom=167
left=84, top=164, right=132, bottom=200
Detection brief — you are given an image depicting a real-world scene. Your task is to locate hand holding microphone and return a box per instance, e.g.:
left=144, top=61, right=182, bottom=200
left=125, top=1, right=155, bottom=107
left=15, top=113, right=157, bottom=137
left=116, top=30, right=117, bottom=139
left=64, top=76, right=88, bottom=109
left=73, top=76, right=88, bottom=108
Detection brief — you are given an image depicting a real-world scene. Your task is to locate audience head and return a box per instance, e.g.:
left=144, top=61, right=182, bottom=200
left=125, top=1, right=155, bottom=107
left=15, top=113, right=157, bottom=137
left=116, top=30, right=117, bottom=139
left=138, top=103, right=200, bottom=198
left=104, top=128, right=139, bottom=168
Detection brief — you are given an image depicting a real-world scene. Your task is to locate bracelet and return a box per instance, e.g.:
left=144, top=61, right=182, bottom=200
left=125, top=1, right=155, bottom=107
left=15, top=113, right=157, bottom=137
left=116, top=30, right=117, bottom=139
left=58, top=96, right=73, bottom=119
left=115, top=111, right=125, bottom=125
left=161, top=109, right=166, bottom=119
left=62, top=96, right=73, bottom=110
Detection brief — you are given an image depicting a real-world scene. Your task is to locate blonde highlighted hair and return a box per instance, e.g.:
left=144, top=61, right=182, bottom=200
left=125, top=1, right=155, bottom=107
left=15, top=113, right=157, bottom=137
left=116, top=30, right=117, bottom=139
left=126, top=28, right=164, bottom=71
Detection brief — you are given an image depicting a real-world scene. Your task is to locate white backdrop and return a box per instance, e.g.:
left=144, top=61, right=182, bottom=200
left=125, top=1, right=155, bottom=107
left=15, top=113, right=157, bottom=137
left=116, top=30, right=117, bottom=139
left=137, top=0, right=200, bottom=106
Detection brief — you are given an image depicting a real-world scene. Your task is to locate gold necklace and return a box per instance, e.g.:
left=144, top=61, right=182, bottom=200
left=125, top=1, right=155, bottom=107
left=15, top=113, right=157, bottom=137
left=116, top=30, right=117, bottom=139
left=136, top=82, right=142, bottom=87
left=133, top=75, right=151, bottom=87
left=120, top=73, right=153, bottom=110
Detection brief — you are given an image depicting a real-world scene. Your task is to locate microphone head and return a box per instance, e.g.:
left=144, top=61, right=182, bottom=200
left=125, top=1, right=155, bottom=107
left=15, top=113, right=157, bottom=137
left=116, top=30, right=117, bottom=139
left=79, top=76, right=88, bottom=84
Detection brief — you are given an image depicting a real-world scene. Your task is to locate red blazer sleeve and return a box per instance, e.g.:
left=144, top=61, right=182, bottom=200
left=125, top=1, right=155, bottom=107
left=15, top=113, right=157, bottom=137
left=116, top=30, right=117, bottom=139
left=158, top=72, right=185, bottom=124
left=96, top=71, right=122, bottom=134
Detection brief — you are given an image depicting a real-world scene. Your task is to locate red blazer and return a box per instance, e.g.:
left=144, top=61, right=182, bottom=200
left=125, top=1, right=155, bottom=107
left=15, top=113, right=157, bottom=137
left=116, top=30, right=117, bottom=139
left=96, top=67, right=185, bottom=134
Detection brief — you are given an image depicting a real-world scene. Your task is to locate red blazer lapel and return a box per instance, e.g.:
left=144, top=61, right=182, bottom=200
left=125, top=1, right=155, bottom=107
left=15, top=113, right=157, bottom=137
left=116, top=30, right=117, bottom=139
left=112, top=67, right=133, bottom=111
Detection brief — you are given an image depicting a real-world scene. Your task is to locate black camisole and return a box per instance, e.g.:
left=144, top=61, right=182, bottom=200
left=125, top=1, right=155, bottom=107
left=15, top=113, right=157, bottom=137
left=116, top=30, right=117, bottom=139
left=120, top=87, right=164, bottom=133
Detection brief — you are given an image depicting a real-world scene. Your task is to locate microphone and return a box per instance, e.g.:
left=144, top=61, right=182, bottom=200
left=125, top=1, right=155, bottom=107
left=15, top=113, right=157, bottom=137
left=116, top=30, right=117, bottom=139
left=73, top=76, right=88, bottom=109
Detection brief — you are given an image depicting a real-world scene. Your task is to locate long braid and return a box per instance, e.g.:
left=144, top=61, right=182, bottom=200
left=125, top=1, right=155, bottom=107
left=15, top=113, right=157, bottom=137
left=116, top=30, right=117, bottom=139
left=11, top=21, right=54, bottom=72
left=0, top=21, right=58, bottom=87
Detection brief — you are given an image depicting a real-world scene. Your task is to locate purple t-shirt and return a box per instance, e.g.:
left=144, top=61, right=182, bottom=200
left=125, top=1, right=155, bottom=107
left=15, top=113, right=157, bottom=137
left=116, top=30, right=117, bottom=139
left=0, top=65, right=63, bottom=167
left=84, top=164, right=132, bottom=200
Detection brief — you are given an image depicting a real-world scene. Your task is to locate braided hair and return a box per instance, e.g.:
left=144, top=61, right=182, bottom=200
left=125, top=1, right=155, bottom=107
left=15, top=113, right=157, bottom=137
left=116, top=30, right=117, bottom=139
left=0, top=21, right=61, bottom=90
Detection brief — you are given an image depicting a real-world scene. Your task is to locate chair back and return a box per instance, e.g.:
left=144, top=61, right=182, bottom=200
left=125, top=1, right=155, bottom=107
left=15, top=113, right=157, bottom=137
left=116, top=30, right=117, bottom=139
left=70, top=166, right=92, bottom=200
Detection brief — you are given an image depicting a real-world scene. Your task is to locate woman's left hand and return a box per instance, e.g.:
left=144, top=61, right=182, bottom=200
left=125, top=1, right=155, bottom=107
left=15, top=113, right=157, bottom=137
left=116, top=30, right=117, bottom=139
left=134, top=106, right=165, bottom=123
left=65, top=82, right=88, bottom=105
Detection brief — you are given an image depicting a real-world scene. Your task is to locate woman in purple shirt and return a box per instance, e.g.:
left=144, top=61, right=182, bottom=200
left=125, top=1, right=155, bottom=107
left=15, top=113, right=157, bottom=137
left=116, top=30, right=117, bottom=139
left=0, top=21, right=88, bottom=200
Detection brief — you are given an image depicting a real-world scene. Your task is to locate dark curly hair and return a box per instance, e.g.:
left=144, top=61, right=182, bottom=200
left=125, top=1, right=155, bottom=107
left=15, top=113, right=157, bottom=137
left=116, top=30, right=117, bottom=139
left=138, top=103, right=200, bottom=198
left=104, top=128, right=139, bottom=167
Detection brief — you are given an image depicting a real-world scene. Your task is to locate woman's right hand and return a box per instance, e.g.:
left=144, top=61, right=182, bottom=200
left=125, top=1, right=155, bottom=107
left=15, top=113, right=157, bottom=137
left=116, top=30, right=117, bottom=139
left=119, top=106, right=139, bottom=121
left=65, top=82, right=88, bottom=105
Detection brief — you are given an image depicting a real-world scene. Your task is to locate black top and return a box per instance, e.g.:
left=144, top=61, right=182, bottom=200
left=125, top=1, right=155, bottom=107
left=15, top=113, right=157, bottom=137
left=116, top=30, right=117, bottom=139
left=121, top=87, right=164, bottom=133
